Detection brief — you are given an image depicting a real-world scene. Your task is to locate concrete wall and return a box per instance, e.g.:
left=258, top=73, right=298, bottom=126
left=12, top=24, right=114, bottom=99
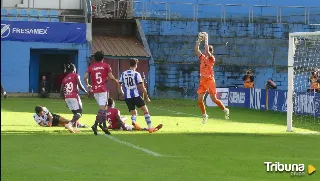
left=1, top=41, right=90, bottom=93
left=136, top=0, right=320, bottom=24
left=140, top=20, right=320, bottom=99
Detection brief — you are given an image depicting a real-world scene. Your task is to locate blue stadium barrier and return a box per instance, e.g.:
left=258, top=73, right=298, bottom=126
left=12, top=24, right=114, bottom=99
left=1, top=8, right=8, bottom=16
left=40, top=18, right=50, bottom=22
left=19, top=9, right=28, bottom=17
left=49, top=10, right=59, bottom=18
left=39, top=10, right=48, bottom=18
left=29, top=9, right=39, bottom=17
left=9, top=9, right=18, bottom=16
left=212, top=88, right=320, bottom=117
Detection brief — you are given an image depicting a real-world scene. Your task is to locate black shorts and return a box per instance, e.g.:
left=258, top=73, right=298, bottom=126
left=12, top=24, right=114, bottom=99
left=125, top=97, right=145, bottom=112
left=51, top=113, right=61, bottom=126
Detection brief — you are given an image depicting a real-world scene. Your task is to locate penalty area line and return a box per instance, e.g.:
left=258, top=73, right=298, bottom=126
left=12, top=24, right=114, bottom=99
left=103, top=135, right=163, bottom=157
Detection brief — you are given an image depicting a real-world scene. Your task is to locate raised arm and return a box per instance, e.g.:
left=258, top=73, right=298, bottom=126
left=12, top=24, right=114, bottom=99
left=204, top=32, right=209, bottom=56
left=195, top=34, right=203, bottom=57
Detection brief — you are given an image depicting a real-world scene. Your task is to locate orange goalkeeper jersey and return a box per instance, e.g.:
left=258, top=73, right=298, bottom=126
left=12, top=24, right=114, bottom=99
left=199, top=54, right=215, bottom=78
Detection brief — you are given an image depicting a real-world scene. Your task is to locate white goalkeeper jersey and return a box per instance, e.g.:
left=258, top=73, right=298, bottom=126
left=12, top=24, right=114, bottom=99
left=119, top=70, right=143, bottom=99
left=33, top=107, right=50, bottom=126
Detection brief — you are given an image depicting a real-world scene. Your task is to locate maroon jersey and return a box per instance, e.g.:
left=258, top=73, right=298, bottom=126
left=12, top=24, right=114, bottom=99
left=87, top=62, right=112, bottom=93
left=62, top=73, right=79, bottom=99
left=107, top=107, right=121, bottom=129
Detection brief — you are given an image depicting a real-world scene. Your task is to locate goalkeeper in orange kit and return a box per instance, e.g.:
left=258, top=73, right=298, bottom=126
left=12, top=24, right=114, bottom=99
left=195, top=32, right=230, bottom=124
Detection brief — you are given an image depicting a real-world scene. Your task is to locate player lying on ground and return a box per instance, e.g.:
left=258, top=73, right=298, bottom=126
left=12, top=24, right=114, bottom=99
left=60, top=63, right=89, bottom=131
left=84, top=51, right=119, bottom=135
left=195, top=32, right=229, bottom=124
left=119, top=58, right=163, bottom=133
left=1, top=85, right=8, bottom=99
left=98, top=98, right=163, bottom=131
left=33, top=106, right=85, bottom=133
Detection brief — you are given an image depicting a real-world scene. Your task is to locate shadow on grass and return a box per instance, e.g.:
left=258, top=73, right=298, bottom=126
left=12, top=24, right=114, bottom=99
left=2, top=97, right=320, bottom=133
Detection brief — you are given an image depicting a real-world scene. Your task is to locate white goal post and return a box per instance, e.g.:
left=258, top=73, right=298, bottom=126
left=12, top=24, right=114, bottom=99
left=287, top=31, right=320, bottom=132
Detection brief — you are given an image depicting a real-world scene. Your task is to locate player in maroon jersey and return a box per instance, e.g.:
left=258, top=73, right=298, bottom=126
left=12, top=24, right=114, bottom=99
left=84, top=51, right=120, bottom=135
left=99, top=98, right=163, bottom=131
left=60, top=63, right=89, bottom=132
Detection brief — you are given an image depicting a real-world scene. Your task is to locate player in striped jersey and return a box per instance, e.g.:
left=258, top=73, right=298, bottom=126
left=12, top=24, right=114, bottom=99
left=119, top=58, right=163, bottom=133
left=33, top=106, right=76, bottom=133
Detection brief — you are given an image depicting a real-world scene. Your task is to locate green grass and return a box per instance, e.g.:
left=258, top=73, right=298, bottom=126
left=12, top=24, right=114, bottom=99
left=1, top=97, right=320, bottom=181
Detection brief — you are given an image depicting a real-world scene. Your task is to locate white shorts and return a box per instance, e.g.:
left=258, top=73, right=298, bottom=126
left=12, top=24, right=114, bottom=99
left=65, top=96, right=82, bottom=111
left=94, top=92, right=109, bottom=106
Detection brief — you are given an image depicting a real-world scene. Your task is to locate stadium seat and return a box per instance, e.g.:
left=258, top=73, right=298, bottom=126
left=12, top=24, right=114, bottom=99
left=19, top=9, right=28, bottom=17
left=51, top=18, right=59, bottom=22
left=29, top=9, right=39, bottom=17
left=1, top=8, right=8, bottom=16
left=39, top=10, right=48, bottom=18
left=1, top=17, right=9, bottom=21
left=20, top=17, right=29, bottom=21
left=10, top=17, right=19, bottom=21
left=49, top=10, right=59, bottom=18
left=9, top=9, right=18, bottom=16
left=40, top=18, right=50, bottom=22
left=29, top=18, right=39, bottom=21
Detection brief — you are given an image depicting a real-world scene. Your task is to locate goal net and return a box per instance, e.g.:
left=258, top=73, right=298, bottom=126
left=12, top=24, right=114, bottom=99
left=287, top=31, right=320, bottom=132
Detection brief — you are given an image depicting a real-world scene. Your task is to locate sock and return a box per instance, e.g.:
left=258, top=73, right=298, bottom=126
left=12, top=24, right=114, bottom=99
left=144, top=112, right=152, bottom=129
left=131, top=115, right=137, bottom=124
left=198, top=100, right=206, bottom=115
left=95, top=109, right=105, bottom=123
left=93, top=120, right=99, bottom=128
left=213, top=99, right=226, bottom=110
left=101, top=111, right=107, bottom=124
left=71, top=113, right=81, bottom=126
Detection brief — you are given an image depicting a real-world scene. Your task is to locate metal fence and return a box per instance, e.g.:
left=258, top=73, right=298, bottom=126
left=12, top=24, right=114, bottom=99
left=91, top=0, right=320, bottom=25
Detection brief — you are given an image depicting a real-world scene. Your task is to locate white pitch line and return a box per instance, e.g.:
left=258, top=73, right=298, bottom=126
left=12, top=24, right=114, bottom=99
left=152, top=107, right=200, bottom=117
left=104, top=135, right=163, bottom=157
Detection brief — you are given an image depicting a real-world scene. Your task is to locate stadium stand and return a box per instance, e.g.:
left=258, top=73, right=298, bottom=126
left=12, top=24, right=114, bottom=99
left=20, top=17, right=29, bottom=21
left=9, top=9, right=18, bottom=17
left=19, top=9, right=28, bottom=17
left=40, top=18, right=50, bottom=22
left=29, top=9, right=39, bottom=17
left=10, top=17, right=19, bottom=21
left=49, top=10, right=60, bottom=18
left=51, top=18, right=60, bottom=22
left=29, top=18, right=39, bottom=22
left=1, top=8, right=8, bottom=16
left=39, top=10, right=49, bottom=18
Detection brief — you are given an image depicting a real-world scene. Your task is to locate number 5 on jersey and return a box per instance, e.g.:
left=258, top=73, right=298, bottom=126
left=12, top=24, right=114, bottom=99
left=96, top=72, right=102, bottom=84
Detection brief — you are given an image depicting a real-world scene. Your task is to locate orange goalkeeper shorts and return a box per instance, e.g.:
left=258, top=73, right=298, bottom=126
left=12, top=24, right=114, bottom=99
left=197, top=77, right=216, bottom=95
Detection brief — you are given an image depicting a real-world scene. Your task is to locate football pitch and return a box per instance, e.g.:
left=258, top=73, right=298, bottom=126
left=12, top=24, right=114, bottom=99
left=1, top=97, right=319, bottom=181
